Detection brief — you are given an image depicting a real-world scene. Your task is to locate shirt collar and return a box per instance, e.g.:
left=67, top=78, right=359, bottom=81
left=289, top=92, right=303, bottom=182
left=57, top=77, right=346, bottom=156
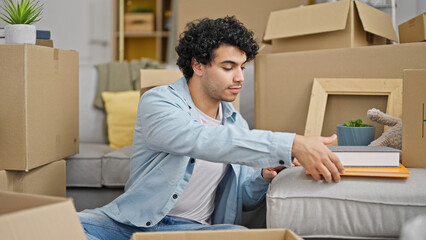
left=170, top=77, right=238, bottom=122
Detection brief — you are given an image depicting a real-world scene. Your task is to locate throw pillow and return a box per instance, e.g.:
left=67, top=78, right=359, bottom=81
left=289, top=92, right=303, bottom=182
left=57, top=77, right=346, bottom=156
left=102, top=91, right=140, bottom=149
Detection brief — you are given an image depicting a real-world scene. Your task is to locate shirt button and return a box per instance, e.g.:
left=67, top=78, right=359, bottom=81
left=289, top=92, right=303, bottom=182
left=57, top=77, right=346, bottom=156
left=190, top=158, right=195, bottom=164
left=173, top=194, right=178, bottom=199
left=146, top=221, right=151, bottom=226
left=279, top=160, right=285, bottom=165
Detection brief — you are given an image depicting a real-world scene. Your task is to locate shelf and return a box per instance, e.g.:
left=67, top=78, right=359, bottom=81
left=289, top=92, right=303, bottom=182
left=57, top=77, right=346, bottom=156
left=116, top=0, right=172, bottom=62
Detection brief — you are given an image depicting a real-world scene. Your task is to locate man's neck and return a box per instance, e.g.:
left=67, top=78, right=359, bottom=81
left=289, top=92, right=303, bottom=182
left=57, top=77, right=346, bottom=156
left=187, top=77, right=220, bottom=119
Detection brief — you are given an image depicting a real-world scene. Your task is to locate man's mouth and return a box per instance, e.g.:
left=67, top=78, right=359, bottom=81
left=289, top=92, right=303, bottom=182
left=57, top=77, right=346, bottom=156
left=228, top=85, right=242, bottom=94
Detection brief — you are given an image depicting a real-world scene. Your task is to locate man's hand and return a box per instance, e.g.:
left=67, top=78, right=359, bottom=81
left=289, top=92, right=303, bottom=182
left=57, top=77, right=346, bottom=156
left=262, top=166, right=285, bottom=182
left=291, top=134, right=344, bottom=183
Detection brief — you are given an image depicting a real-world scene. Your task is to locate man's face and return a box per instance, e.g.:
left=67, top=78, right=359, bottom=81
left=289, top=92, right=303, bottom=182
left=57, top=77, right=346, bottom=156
left=200, top=44, right=247, bottom=103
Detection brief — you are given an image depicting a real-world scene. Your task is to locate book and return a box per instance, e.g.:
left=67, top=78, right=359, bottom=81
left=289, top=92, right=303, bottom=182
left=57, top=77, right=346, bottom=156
left=341, top=164, right=410, bottom=178
left=36, top=30, right=51, bottom=39
left=306, top=163, right=410, bottom=178
left=36, top=39, right=54, bottom=48
left=328, top=146, right=401, bottom=167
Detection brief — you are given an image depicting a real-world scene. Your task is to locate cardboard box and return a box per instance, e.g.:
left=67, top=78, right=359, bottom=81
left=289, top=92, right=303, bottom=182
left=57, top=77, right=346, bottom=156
left=177, top=0, right=309, bottom=45
left=0, top=191, right=86, bottom=240
left=0, top=160, right=66, bottom=197
left=398, top=13, right=426, bottom=43
left=402, top=69, right=426, bottom=168
left=0, top=45, right=79, bottom=170
left=125, top=13, right=155, bottom=33
left=131, top=229, right=302, bottom=240
left=263, top=0, right=398, bottom=53
left=254, top=42, right=426, bottom=137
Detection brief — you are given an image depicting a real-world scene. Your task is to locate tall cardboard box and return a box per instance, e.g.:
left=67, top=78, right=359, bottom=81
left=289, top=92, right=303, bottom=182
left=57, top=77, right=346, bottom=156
left=0, top=160, right=66, bottom=197
left=398, top=13, right=426, bottom=43
left=131, top=229, right=302, bottom=240
left=0, top=45, right=79, bottom=170
left=0, top=191, right=86, bottom=240
left=255, top=42, right=426, bottom=136
left=177, top=0, right=309, bottom=44
left=263, top=0, right=398, bottom=53
left=402, top=69, right=426, bottom=168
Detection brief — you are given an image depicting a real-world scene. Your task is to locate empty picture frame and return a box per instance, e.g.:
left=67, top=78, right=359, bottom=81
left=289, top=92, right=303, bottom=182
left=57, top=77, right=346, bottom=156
left=304, top=78, right=402, bottom=136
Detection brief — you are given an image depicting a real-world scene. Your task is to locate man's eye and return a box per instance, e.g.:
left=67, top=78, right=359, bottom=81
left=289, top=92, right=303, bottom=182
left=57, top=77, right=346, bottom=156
left=223, top=67, right=232, bottom=71
left=241, top=66, right=246, bottom=70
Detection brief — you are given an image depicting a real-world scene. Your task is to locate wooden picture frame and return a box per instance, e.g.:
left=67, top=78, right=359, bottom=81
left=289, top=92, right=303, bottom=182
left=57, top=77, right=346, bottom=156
left=304, top=78, right=402, bottom=136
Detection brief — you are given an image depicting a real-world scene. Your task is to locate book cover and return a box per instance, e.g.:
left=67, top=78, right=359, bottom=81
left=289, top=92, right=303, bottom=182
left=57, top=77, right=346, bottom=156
left=328, top=146, right=401, bottom=167
left=36, top=30, right=51, bottom=39
left=306, top=164, right=410, bottom=178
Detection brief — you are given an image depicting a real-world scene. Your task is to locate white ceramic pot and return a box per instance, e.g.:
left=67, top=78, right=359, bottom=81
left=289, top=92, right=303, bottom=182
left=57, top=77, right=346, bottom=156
left=5, top=24, right=36, bottom=44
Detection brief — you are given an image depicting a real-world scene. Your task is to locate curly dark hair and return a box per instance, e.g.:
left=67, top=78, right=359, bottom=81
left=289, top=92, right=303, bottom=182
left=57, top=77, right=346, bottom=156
left=175, top=16, right=259, bottom=80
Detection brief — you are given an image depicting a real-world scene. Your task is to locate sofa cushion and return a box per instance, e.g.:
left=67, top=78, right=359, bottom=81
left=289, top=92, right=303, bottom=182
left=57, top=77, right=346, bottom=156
left=267, top=167, right=426, bottom=239
left=102, top=91, right=140, bottom=149
left=66, top=143, right=114, bottom=187
left=101, top=145, right=132, bottom=187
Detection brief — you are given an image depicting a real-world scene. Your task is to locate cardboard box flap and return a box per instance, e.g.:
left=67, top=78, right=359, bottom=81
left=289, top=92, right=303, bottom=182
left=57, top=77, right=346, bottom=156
left=354, top=0, right=398, bottom=41
left=131, top=229, right=302, bottom=240
left=263, top=0, right=350, bottom=41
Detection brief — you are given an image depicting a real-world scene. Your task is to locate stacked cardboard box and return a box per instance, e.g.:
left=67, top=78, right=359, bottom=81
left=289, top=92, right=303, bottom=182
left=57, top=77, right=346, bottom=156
left=0, top=44, right=79, bottom=197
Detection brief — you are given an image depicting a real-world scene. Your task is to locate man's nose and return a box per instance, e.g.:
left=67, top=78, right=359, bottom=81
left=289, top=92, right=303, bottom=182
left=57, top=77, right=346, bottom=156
left=234, top=68, right=244, bottom=83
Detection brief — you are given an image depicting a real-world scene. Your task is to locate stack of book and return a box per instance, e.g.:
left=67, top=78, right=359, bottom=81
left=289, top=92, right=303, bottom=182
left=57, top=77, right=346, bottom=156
left=36, top=30, right=53, bottom=47
left=308, top=146, right=410, bottom=178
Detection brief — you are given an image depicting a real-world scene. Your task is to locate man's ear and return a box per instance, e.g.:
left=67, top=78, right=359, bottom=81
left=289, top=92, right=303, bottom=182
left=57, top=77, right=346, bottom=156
left=191, top=58, right=203, bottom=77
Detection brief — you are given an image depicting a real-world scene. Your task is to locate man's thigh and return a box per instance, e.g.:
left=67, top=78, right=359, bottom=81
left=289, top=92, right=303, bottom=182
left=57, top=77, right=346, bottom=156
left=78, top=211, right=144, bottom=240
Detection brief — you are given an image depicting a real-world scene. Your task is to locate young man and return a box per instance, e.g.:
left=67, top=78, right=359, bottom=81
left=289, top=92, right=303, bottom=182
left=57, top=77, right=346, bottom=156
left=78, top=16, right=344, bottom=240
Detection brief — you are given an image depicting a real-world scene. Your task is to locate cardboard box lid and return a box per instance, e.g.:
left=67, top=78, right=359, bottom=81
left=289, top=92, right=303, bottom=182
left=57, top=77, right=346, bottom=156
left=0, top=191, right=86, bottom=240
left=131, top=229, right=302, bottom=240
left=263, top=0, right=397, bottom=42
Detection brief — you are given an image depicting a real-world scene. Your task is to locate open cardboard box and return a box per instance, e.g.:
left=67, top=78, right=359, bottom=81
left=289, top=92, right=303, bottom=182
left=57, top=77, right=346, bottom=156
left=0, top=191, right=86, bottom=240
left=263, top=0, right=398, bottom=53
left=131, top=229, right=302, bottom=240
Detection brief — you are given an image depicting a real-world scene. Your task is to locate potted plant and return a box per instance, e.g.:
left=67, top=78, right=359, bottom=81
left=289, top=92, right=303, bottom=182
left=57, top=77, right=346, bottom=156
left=337, top=119, right=376, bottom=146
left=0, top=0, right=43, bottom=44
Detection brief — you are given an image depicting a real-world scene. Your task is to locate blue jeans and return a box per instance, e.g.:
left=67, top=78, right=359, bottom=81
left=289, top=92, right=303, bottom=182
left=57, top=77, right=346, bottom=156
left=78, top=211, right=247, bottom=240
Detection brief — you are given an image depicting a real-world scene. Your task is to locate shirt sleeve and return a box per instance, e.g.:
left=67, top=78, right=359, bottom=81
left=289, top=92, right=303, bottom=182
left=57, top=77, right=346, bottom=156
left=137, top=87, right=295, bottom=168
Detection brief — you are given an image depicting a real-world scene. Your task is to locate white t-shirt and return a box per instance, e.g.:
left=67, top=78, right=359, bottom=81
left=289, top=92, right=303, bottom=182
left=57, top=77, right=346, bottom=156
left=167, top=104, right=227, bottom=224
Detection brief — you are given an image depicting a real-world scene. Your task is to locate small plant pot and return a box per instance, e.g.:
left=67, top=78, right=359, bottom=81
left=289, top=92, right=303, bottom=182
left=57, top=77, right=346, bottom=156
left=336, top=124, right=376, bottom=146
left=5, top=24, right=36, bottom=44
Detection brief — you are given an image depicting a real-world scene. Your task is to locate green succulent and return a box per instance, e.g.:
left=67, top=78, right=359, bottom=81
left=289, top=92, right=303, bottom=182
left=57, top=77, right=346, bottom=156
left=342, top=119, right=371, bottom=127
left=0, top=0, right=43, bottom=25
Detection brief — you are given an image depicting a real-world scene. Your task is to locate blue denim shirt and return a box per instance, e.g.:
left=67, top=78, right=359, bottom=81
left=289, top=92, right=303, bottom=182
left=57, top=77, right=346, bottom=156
left=97, top=77, right=295, bottom=227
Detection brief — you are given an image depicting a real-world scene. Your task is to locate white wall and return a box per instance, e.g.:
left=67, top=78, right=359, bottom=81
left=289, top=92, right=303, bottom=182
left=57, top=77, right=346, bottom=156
left=34, top=0, right=114, bottom=66
left=396, top=0, right=425, bottom=25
